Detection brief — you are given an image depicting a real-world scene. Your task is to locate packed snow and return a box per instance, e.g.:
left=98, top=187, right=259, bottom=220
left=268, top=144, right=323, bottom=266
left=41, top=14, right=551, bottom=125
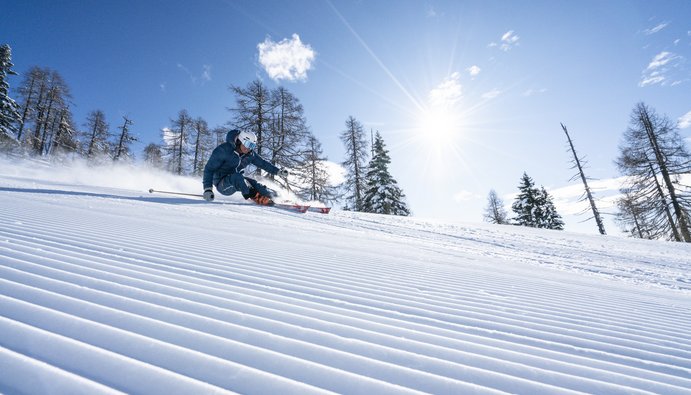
left=1, top=158, right=690, bottom=394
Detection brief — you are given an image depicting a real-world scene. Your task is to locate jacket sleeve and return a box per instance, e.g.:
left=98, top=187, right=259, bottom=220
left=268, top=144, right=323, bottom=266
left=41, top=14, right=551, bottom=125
left=251, top=153, right=279, bottom=176
left=202, top=146, right=224, bottom=189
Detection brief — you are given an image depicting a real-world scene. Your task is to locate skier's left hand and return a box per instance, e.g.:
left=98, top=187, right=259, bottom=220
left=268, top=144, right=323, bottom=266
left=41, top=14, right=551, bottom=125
left=278, top=169, right=289, bottom=178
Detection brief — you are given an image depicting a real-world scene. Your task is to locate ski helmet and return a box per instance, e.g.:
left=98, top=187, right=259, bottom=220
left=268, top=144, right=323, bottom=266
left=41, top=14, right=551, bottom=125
left=237, top=131, right=257, bottom=151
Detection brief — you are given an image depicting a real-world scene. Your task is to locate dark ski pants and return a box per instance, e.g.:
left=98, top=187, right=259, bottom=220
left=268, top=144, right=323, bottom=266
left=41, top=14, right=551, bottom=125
left=216, top=173, right=271, bottom=198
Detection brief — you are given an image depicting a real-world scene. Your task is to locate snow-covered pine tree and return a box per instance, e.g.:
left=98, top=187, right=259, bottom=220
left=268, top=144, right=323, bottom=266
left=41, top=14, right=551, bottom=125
left=537, top=186, right=564, bottom=230
left=340, top=116, right=369, bottom=211
left=512, top=172, right=540, bottom=227
left=362, top=132, right=410, bottom=216
left=512, top=172, right=564, bottom=230
left=0, top=44, right=21, bottom=148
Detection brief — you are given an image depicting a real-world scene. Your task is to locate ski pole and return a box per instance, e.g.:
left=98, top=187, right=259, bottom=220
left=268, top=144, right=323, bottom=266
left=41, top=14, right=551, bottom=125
left=148, top=188, right=203, bottom=198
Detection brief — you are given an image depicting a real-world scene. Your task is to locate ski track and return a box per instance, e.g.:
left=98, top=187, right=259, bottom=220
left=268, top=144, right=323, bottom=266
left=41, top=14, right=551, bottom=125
left=1, top=178, right=691, bottom=394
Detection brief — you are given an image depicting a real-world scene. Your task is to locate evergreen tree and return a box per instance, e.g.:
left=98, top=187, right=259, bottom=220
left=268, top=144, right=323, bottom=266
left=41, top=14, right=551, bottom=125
left=512, top=172, right=564, bottom=229
left=339, top=116, right=369, bottom=211
left=0, top=44, right=21, bottom=148
left=483, top=189, right=509, bottom=224
left=362, top=132, right=410, bottom=216
left=537, top=186, right=565, bottom=230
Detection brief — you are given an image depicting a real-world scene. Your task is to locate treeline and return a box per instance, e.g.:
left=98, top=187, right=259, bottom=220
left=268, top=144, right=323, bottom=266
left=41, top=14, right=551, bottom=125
left=484, top=103, right=691, bottom=242
left=0, top=44, right=410, bottom=215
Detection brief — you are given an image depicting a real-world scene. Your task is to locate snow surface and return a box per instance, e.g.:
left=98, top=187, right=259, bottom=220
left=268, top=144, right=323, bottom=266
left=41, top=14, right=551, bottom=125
left=1, top=159, right=691, bottom=394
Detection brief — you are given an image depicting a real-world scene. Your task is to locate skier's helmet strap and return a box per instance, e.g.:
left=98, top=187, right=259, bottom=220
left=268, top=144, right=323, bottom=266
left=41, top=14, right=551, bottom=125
left=237, top=131, right=257, bottom=151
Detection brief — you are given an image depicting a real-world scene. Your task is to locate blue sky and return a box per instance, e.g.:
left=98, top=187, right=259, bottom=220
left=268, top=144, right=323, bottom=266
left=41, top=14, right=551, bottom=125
left=3, top=0, right=691, bottom=235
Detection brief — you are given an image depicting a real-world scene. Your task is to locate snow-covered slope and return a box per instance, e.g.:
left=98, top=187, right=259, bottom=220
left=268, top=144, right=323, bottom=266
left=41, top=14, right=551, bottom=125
left=1, top=161, right=690, bottom=394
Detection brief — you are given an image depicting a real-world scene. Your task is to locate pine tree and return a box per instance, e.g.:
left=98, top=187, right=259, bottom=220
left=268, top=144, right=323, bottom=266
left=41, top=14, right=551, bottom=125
left=511, top=172, right=564, bottom=229
left=362, top=132, right=410, bottom=216
left=512, top=173, right=540, bottom=227
left=483, top=189, right=509, bottom=224
left=537, top=186, right=564, bottom=230
left=0, top=44, right=21, bottom=148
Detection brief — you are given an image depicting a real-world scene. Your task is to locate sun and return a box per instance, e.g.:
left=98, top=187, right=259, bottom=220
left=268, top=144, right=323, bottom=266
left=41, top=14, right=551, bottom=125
left=418, top=107, right=461, bottom=146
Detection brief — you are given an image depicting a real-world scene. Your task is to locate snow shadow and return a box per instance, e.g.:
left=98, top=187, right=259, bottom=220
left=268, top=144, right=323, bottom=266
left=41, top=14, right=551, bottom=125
left=0, top=187, right=207, bottom=206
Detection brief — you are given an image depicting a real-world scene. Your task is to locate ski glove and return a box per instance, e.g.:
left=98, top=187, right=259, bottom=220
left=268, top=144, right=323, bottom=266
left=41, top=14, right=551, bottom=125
left=203, top=187, right=214, bottom=202
left=277, top=169, right=289, bottom=178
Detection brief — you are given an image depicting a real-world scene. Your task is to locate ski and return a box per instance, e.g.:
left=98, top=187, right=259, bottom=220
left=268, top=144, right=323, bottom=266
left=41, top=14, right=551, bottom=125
left=270, top=202, right=310, bottom=213
left=148, top=189, right=314, bottom=214
left=306, top=206, right=331, bottom=214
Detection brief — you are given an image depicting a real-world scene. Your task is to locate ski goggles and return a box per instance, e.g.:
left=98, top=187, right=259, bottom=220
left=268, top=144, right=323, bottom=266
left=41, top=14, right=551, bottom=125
left=241, top=139, right=256, bottom=151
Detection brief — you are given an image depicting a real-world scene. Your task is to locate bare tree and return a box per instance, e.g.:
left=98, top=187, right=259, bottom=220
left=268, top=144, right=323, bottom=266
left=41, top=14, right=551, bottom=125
left=113, top=116, right=137, bottom=162
left=190, top=117, right=211, bottom=176
left=84, top=110, right=110, bottom=160
left=560, top=123, right=606, bottom=235
left=293, top=133, right=341, bottom=204
left=616, top=103, right=691, bottom=242
left=163, top=110, right=193, bottom=175
left=340, top=116, right=369, bottom=211
left=229, top=80, right=273, bottom=166
left=483, top=189, right=509, bottom=224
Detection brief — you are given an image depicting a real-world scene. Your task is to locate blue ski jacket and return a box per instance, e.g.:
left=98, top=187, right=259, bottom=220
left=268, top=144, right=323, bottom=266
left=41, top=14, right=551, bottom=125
left=202, top=130, right=279, bottom=190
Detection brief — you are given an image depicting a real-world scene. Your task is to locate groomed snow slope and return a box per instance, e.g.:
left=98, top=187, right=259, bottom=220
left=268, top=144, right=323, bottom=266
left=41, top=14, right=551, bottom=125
left=1, top=162, right=690, bottom=394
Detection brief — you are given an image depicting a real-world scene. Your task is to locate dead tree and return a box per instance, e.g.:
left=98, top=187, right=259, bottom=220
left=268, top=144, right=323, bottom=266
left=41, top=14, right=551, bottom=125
left=560, top=123, right=606, bottom=235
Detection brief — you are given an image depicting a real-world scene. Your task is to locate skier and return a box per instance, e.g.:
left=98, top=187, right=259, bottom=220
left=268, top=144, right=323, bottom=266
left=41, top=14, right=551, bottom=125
left=202, top=129, right=288, bottom=205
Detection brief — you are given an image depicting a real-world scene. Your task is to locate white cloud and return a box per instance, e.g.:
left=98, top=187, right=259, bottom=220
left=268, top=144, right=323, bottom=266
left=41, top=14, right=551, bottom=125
left=644, top=22, right=669, bottom=35
left=428, top=72, right=462, bottom=108
left=467, top=65, right=481, bottom=77
left=679, top=110, right=691, bottom=129
left=258, top=34, right=316, bottom=82
left=639, top=51, right=684, bottom=87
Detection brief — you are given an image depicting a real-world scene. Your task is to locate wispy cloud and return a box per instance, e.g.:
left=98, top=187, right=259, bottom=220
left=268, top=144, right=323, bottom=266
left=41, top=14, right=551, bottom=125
left=679, top=110, right=691, bottom=129
left=257, top=34, right=316, bottom=82
left=523, top=88, right=547, bottom=97
left=201, top=65, right=212, bottom=82
left=176, top=63, right=212, bottom=85
left=490, top=30, right=520, bottom=51
left=644, top=22, right=669, bottom=35
left=428, top=72, right=462, bottom=108
left=639, top=51, right=685, bottom=87
left=453, top=190, right=479, bottom=202
left=481, top=89, right=501, bottom=100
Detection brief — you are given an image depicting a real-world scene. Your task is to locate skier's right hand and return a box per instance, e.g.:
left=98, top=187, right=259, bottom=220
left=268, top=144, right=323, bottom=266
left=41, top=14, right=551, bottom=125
left=203, top=188, right=214, bottom=202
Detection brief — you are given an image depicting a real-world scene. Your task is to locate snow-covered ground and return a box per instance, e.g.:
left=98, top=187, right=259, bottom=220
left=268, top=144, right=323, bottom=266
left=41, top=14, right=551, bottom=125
left=1, top=159, right=690, bottom=394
